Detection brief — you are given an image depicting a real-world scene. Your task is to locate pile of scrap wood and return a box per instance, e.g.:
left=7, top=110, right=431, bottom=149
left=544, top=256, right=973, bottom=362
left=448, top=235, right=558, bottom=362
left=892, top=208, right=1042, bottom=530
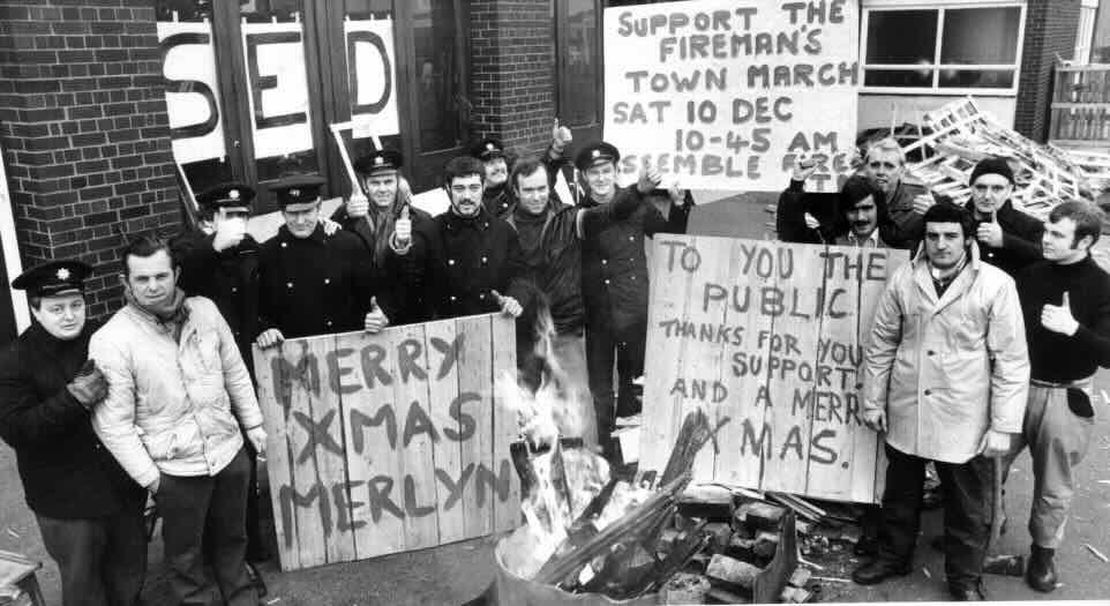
left=899, top=97, right=1097, bottom=221
left=1052, top=147, right=1110, bottom=193
left=500, top=410, right=810, bottom=604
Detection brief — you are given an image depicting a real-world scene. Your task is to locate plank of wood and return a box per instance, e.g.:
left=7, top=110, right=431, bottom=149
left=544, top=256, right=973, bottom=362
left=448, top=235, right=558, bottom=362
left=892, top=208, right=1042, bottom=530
left=311, top=333, right=358, bottom=565
left=762, top=243, right=826, bottom=495
left=253, top=343, right=300, bottom=571
left=423, top=318, right=468, bottom=544
left=490, top=314, right=521, bottom=533
left=342, top=329, right=406, bottom=560
left=456, top=314, right=495, bottom=538
left=391, top=323, right=441, bottom=552
left=714, top=237, right=776, bottom=489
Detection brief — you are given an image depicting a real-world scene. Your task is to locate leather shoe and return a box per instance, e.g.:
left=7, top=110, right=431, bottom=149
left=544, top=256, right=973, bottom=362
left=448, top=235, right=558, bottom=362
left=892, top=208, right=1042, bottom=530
left=1026, top=544, right=1058, bottom=592
left=851, top=559, right=911, bottom=585
left=949, top=582, right=986, bottom=601
left=853, top=535, right=879, bottom=557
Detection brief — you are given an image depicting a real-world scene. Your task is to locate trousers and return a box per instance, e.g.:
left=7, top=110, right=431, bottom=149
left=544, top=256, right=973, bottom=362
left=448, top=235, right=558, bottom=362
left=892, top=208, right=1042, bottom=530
left=585, top=317, right=646, bottom=454
left=877, top=443, right=993, bottom=588
left=156, top=447, right=257, bottom=606
left=1002, top=382, right=1095, bottom=548
left=36, top=507, right=147, bottom=606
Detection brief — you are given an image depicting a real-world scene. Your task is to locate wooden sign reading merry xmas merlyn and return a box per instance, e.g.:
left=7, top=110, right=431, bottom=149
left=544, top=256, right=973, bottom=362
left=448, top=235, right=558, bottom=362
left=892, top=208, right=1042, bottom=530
left=254, top=314, right=519, bottom=571
left=639, top=235, right=909, bottom=504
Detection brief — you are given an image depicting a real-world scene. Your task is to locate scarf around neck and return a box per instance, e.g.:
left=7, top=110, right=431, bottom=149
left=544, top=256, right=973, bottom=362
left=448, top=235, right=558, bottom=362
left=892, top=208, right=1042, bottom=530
left=126, top=287, right=188, bottom=326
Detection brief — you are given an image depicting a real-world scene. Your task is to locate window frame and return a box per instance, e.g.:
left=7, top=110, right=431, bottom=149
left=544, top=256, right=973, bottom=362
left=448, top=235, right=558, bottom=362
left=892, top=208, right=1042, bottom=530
left=555, top=0, right=605, bottom=143
left=860, top=1, right=1027, bottom=96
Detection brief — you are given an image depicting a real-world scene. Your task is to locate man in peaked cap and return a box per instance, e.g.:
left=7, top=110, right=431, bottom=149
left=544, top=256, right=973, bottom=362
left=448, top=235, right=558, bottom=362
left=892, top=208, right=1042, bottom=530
left=574, top=140, right=694, bottom=462
left=255, top=175, right=396, bottom=349
left=170, top=183, right=270, bottom=580
left=332, top=149, right=432, bottom=326
left=0, top=260, right=148, bottom=605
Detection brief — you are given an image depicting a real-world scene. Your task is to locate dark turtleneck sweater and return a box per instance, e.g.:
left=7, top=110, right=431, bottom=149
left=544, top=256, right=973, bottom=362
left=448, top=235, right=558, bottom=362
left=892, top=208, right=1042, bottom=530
left=1016, top=255, right=1110, bottom=382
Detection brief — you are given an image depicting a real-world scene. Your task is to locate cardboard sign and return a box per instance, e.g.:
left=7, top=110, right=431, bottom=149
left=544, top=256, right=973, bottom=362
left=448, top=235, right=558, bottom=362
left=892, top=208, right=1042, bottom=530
left=241, top=21, right=314, bottom=159
left=603, top=0, right=859, bottom=192
left=254, top=314, right=520, bottom=570
left=638, top=236, right=908, bottom=503
left=344, top=19, right=400, bottom=139
left=157, top=21, right=226, bottom=164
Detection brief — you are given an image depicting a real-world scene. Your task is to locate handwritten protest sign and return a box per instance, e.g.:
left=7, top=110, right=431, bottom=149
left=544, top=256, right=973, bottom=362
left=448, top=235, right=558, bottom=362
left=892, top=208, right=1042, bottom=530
left=603, top=0, right=859, bottom=191
left=639, top=236, right=908, bottom=503
left=254, top=314, right=520, bottom=570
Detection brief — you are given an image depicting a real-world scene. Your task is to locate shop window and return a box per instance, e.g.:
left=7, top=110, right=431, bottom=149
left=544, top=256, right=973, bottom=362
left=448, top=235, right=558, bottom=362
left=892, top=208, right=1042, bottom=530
left=862, top=4, right=1025, bottom=94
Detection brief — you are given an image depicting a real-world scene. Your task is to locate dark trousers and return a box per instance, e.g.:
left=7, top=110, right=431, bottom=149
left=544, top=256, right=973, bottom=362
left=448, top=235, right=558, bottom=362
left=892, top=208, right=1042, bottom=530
left=878, top=444, right=993, bottom=588
left=156, top=448, right=256, bottom=606
left=36, top=506, right=147, bottom=606
left=585, top=317, right=646, bottom=452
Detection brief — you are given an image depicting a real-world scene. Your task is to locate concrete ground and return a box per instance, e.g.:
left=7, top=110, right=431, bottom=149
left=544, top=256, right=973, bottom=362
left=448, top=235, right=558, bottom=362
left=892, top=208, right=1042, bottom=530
left=4, top=199, right=1110, bottom=604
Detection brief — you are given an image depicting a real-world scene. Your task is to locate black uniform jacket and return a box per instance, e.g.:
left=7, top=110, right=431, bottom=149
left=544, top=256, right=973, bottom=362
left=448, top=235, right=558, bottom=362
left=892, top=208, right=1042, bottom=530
left=965, top=199, right=1044, bottom=278
left=397, top=207, right=529, bottom=321
left=580, top=187, right=692, bottom=334
left=330, top=203, right=434, bottom=326
left=171, top=229, right=260, bottom=365
left=0, top=322, right=143, bottom=519
left=258, top=224, right=392, bottom=339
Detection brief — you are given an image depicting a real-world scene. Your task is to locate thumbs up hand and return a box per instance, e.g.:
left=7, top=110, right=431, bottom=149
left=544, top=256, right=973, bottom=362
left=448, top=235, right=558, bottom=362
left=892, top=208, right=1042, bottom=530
left=551, top=118, right=573, bottom=152
left=491, top=289, right=522, bottom=318
left=976, top=215, right=1003, bottom=248
left=347, top=191, right=370, bottom=219
left=1041, top=291, right=1079, bottom=336
left=394, top=205, right=412, bottom=247
left=364, top=296, right=390, bottom=333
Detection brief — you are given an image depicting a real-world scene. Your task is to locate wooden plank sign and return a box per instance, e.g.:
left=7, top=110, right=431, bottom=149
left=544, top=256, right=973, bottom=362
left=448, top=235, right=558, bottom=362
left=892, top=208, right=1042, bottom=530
left=254, top=314, right=520, bottom=571
left=639, top=235, right=909, bottom=503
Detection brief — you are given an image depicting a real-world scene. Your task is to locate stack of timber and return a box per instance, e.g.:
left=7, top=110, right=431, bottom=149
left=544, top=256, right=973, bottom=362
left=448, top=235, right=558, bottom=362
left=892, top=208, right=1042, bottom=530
left=899, top=97, right=1097, bottom=221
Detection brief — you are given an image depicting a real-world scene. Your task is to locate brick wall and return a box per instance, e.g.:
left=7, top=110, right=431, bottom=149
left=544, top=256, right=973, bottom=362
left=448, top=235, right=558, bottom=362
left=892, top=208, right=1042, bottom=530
left=1015, top=0, right=1081, bottom=142
left=0, top=0, right=180, bottom=318
left=469, top=0, right=556, bottom=159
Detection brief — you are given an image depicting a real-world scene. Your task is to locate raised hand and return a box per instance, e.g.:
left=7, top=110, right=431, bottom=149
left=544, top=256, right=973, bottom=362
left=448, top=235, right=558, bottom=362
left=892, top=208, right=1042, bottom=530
left=1041, top=291, right=1079, bottom=336
left=364, top=296, right=390, bottom=333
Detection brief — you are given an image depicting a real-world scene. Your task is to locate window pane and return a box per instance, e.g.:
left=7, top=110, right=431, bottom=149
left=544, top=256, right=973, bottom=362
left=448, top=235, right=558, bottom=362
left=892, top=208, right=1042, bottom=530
left=413, top=0, right=465, bottom=153
left=864, top=69, right=934, bottom=88
left=938, top=69, right=1015, bottom=89
left=239, top=0, right=320, bottom=184
left=866, top=10, right=938, bottom=65
left=561, top=0, right=598, bottom=126
left=343, top=0, right=402, bottom=165
left=941, top=8, right=1021, bottom=65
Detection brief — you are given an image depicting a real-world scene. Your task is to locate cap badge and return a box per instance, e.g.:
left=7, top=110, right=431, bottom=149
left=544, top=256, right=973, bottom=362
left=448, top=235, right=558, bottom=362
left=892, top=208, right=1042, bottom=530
left=374, top=156, right=384, bottom=165
left=486, top=143, right=495, bottom=151
left=228, top=189, right=240, bottom=200
left=289, top=188, right=300, bottom=197
left=592, top=149, right=600, bottom=158
left=56, top=268, right=71, bottom=281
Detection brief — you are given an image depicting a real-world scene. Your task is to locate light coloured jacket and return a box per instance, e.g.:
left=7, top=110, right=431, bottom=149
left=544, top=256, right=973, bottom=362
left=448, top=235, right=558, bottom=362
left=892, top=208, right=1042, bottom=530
left=861, top=242, right=1029, bottom=463
left=90, top=296, right=263, bottom=488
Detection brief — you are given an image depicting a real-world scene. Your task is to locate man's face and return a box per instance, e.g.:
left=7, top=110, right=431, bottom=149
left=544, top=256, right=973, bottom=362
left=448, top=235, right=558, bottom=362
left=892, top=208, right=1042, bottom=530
left=846, top=196, right=878, bottom=238
left=365, top=172, right=398, bottom=209
left=515, top=169, right=550, bottom=215
left=970, top=173, right=1013, bottom=215
left=585, top=162, right=616, bottom=199
left=213, top=206, right=250, bottom=234
left=282, top=201, right=321, bottom=238
left=124, top=250, right=178, bottom=308
left=483, top=157, right=508, bottom=188
left=923, top=221, right=968, bottom=270
left=447, top=174, right=484, bottom=217
left=1043, top=216, right=1090, bottom=263
left=865, top=149, right=904, bottom=195
left=31, top=292, right=86, bottom=340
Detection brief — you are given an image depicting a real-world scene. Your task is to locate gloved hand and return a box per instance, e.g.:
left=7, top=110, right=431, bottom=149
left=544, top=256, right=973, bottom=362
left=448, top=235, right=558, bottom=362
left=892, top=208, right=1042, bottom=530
left=68, top=359, right=108, bottom=409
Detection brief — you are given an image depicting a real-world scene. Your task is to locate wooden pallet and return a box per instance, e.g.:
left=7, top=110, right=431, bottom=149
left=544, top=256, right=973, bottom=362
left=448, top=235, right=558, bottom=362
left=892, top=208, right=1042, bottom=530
left=900, top=97, right=1095, bottom=221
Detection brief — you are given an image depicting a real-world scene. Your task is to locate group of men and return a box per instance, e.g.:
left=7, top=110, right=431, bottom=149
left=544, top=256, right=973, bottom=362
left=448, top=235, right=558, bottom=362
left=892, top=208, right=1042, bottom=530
left=778, top=141, right=1110, bottom=600
left=0, top=122, right=695, bottom=605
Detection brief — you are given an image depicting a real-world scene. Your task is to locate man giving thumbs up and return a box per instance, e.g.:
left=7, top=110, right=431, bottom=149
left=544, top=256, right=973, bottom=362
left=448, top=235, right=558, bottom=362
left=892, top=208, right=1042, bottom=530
left=1009, top=200, right=1110, bottom=593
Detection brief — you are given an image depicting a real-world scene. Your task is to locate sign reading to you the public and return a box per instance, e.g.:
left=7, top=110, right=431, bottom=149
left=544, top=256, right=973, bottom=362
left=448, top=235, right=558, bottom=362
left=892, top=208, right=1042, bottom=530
left=603, top=0, right=859, bottom=191
left=254, top=314, right=519, bottom=571
left=639, top=236, right=909, bottom=504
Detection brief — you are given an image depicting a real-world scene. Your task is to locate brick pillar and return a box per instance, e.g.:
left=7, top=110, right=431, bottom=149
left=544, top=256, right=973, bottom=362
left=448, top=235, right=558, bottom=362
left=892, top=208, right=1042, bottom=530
left=0, top=1, right=181, bottom=318
left=1014, top=0, right=1081, bottom=142
left=469, top=0, right=555, bottom=157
